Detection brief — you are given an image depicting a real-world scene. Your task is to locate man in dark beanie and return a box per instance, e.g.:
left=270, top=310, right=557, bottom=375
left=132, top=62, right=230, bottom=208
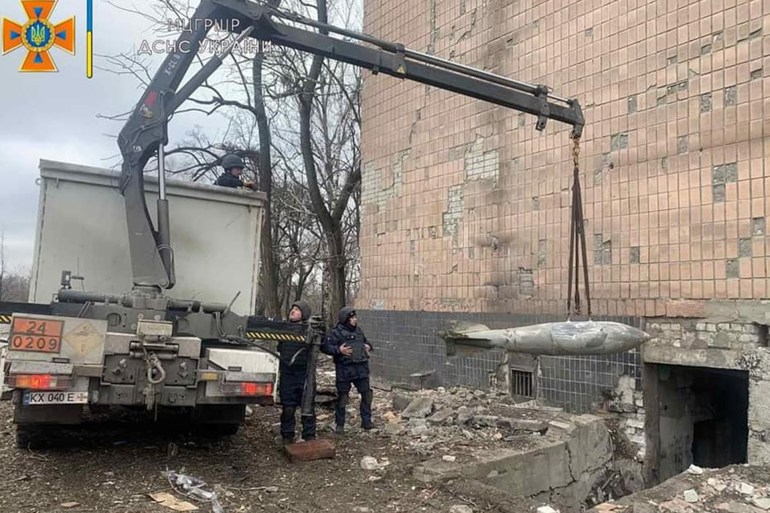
left=321, top=307, right=373, bottom=434
left=278, top=299, right=316, bottom=444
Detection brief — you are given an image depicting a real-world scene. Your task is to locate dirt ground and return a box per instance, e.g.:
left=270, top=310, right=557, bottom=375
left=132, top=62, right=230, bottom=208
left=0, top=395, right=515, bottom=513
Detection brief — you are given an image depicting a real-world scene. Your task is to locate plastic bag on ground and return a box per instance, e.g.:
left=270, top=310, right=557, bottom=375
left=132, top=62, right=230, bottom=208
left=162, top=470, right=224, bottom=513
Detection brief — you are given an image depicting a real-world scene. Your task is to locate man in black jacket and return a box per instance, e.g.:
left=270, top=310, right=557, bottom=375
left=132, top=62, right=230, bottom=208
left=321, top=307, right=373, bottom=434
left=215, top=154, right=257, bottom=190
left=278, top=300, right=316, bottom=444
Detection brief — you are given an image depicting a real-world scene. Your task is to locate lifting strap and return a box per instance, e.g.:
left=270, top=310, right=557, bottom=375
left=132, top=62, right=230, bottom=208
left=566, top=135, right=591, bottom=319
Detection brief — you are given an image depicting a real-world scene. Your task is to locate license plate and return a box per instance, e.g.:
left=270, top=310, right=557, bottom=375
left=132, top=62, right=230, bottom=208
left=23, top=391, right=88, bottom=405
left=10, top=317, right=64, bottom=354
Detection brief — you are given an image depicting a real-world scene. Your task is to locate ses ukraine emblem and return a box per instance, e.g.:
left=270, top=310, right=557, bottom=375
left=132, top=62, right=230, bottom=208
left=3, top=0, right=75, bottom=72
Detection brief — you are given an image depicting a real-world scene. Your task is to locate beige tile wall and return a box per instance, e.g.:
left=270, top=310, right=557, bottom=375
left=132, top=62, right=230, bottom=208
left=359, top=0, right=770, bottom=317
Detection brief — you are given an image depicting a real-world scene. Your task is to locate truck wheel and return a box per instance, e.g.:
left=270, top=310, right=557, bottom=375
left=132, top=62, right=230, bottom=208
left=15, top=426, right=32, bottom=449
left=190, top=405, right=245, bottom=437
left=15, top=426, right=48, bottom=449
left=208, top=423, right=240, bottom=437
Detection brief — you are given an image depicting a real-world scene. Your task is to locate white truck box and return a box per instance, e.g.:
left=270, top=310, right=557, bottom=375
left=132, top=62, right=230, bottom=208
left=28, top=160, right=266, bottom=315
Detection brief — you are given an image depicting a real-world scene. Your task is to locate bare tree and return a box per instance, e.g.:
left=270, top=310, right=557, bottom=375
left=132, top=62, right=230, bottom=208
left=259, top=0, right=362, bottom=323
left=252, top=1, right=282, bottom=318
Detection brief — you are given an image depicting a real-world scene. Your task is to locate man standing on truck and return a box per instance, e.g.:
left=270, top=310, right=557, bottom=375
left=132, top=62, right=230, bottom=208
left=215, top=154, right=258, bottom=190
left=321, top=307, right=374, bottom=434
left=278, top=300, right=316, bottom=444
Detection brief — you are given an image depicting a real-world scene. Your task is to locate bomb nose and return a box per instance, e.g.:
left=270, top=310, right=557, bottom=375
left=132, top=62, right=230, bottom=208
left=617, top=325, right=650, bottom=348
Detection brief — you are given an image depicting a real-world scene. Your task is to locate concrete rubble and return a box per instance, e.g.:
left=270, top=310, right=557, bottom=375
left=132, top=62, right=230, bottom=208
left=312, top=362, right=648, bottom=513
left=588, top=464, right=770, bottom=513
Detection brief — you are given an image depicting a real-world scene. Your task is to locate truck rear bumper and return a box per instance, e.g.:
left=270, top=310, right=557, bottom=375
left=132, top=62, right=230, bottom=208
left=94, top=383, right=274, bottom=407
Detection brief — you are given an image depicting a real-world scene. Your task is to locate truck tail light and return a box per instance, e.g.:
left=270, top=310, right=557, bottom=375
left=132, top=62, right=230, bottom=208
left=220, top=381, right=273, bottom=397
left=8, top=374, right=71, bottom=390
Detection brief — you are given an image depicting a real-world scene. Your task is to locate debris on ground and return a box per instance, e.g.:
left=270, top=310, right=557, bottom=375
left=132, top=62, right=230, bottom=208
left=1, top=353, right=767, bottom=513
left=163, top=471, right=223, bottom=513
left=360, top=456, right=380, bottom=470
left=148, top=492, right=198, bottom=512
left=588, top=465, right=770, bottom=513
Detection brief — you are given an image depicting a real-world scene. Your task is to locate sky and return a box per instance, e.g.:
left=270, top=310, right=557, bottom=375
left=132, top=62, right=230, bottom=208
left=0, top=0, right=237, bottom=271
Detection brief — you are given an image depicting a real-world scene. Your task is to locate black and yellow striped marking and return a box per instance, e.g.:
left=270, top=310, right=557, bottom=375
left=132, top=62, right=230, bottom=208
left=246, top=331, right=304, bottom=342
left=0, top=315, right=11, bottom=324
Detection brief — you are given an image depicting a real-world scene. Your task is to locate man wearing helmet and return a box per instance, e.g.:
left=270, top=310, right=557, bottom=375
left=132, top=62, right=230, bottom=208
left=215, top=154, right=258, bottom=190
left=321, top=307, right=374, bottom=434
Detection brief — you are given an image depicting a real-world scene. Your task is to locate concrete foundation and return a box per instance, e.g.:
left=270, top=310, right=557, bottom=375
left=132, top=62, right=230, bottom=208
left=414, top=412, right=613, bottom=512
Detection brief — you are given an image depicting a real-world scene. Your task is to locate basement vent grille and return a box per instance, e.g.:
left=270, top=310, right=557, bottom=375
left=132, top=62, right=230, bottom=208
left=511, top=368, right=534, bottom=398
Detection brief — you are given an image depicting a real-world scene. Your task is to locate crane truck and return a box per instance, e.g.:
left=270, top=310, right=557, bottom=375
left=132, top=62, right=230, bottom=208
left=0, top=0, right=584, bottom=447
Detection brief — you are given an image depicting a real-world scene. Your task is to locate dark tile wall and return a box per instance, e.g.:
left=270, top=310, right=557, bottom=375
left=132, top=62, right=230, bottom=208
left=357, top=309, right=643, bottom=414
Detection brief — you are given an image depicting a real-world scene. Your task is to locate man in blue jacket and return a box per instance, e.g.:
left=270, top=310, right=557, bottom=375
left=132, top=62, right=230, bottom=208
left=278, top=300, right=316, bottom=444
left=321, top=307, right=374, bottom=434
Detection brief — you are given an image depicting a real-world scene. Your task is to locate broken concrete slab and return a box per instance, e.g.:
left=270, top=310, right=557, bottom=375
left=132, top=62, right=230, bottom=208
left=683, top=489, right=699, bottom=502
left=588, top=465, right=770, bottom=513
left=548, top=420, right=576, bottom=433
left=414, top=441, right=571, bottom=490
left=456, top=406, right=473, bottom=424
left=496, top=417, right=549, bottom=432
left=384, top=423, right=404, bottom=436
left=401, top=397, right=434, bottom=419
left=392, top=393, right=412, bottom=412
left=717, top=501, right=767, bottom=513
left=427, top=408, right=454, bottom=425
left=415, top=416, right=612, bottom=490
left=567, top=415, right=614, bottom=477
left=471, top=415, right=500, bottom=428
left=414, top=415, right=613, bottom=506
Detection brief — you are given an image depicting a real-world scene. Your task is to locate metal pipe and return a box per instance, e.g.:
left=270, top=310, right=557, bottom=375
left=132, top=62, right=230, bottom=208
left=301, top=323, right=319, bottom=418
left=156, top=142, right=175, bottom=288
left=57, top=289, right=228, bottom=313
left=158, top=144, right=167, bottom=200
left=403, top=48, right=571, bottom=104
left=167, top=298, right=229, bottom=312
left=58, top=289, right=124, bottom=305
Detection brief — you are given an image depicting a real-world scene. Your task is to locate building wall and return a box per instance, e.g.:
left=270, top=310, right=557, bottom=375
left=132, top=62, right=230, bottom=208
left=358, top=0, right=770, bottom=466
left=360, top=0, right=770, bottom=317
